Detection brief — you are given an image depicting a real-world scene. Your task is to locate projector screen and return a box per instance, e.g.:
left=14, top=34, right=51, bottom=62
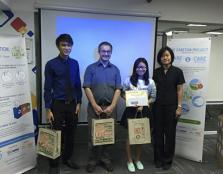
left=40, top=9, right=157, bottom=122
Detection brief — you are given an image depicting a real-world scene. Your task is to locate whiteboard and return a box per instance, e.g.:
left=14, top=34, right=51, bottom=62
left=40, top=9, right=157, bottom=122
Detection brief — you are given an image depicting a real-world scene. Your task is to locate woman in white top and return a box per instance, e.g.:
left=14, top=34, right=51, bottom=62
left=121, top=57, right=156, bottom=172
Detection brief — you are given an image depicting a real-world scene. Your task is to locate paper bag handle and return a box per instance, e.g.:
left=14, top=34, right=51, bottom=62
left=134, top=110, right=143, bottom=118
left=49, top=122, right=53, bottom=129
left=98, top=112, right=108, bottom=119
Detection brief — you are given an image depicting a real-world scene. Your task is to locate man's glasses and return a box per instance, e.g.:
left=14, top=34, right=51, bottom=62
left=100, top=50, right=112, bottom=54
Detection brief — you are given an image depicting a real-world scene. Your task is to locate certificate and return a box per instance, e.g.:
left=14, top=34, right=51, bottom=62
left=125, top=90, right=148, bottom=107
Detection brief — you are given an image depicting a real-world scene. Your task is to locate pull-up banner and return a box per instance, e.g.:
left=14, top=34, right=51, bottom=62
left=0, top=35, right=36, bottom=174
left=168, top=38, right=211, bottom=162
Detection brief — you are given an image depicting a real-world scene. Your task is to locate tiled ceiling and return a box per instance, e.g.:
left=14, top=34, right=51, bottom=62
left=157, top=20, right=223, bottom=34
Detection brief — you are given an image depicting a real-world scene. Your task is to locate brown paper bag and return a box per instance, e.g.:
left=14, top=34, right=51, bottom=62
left=92, top=118, right=115, bottom=146
left=37, top=128, right=61, bottom=159
left=128, top=117, right=151, bottom=145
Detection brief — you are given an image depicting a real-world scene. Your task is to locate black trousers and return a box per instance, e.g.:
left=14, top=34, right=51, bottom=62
left=153, top=105, right=178, bottom=165
left=49, top=100, right=78, bottom=167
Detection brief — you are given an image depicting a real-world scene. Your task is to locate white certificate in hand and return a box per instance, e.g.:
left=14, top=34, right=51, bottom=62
left=125, top=90, right=148, bottom=107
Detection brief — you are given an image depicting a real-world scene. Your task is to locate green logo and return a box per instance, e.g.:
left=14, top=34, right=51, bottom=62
left=11, top=47, right=25, bottom=59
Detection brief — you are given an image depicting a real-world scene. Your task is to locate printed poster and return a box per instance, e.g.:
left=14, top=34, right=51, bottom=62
left=0, top=35, right=36, bottom=173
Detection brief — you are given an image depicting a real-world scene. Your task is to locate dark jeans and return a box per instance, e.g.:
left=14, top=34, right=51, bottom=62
left=49, top=100, right=78, bottom=167
left=153, top=105, right=178, bottom=165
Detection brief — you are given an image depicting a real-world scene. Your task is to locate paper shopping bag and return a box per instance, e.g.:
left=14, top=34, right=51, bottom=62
left=128, top=117, right=151, bottom=145
left=92, top=118, right=115, bottom=146
left=37, top=128, right=61, bottom=159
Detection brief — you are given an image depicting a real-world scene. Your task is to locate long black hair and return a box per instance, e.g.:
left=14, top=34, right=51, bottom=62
left=130, top=57, right=149, bottom=87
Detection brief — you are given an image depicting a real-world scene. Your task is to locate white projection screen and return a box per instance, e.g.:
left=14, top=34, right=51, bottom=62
left=40, top=9, right=157, bottom=123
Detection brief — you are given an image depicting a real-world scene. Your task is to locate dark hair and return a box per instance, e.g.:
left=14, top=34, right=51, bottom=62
left=157, top=46, right=175, bottom=65
left=55, top=34, right=73, bottom=47
left=130, top=57, right=149, bottom=87
left=98, top=41, right=113, bottom=52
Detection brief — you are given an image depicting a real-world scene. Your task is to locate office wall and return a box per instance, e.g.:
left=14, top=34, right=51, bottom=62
left=207, top=35, right=223, bottom=102
left=10, top=0, right=223, bottom=24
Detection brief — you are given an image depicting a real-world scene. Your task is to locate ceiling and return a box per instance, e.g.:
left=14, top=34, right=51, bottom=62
left=157, top=20, right=223, bottom=34
left=0, top=0, right=11, bottom=10
left=1, top=1, right=222, bottom=34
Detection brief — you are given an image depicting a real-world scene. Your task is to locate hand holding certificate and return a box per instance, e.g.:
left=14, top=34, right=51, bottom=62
left=125, top=90, right=148, bottom=107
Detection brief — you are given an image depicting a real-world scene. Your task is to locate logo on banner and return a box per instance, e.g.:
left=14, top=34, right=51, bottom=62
left=191, top=95, right=205, bottom=107
left=13, top=103, right=31, bottom=119
left=185, top=57, right=191, bottom=62
left=11, top=46, right=25, bottom=59
left=0, top=47, right=10, bottom=58
left=175, top=56, right=206, bottom=64
left=0, top=47, right=10, bottom=52
left=189, top=79, right=203, bottom=90
left=193, top=56, right=206, bottom=64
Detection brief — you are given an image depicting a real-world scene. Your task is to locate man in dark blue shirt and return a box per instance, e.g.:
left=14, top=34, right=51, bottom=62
left=83, top=41, right=122, bottom=173
left=44, top=34, right=82, bottom=174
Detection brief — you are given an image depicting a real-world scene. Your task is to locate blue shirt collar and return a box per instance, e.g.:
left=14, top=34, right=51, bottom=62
left=96, top=60, right=112, bottom=67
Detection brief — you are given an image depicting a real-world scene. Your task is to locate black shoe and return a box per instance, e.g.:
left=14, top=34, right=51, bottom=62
left=101, top=162, right=113, bottom=172
left=163, top=164, right=171, bottom=170
left=86, top=163, right=96, bottom=173
left=155, top=162, right=163, bottom=168
left=48, top=166, right=60, bottom=174
left=63, top=160, right=80, bottom=169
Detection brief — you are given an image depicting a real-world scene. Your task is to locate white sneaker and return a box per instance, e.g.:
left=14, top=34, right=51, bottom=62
left=127, top=162, right=135, bottom=172
left=135, top=161, right=144, bottom=170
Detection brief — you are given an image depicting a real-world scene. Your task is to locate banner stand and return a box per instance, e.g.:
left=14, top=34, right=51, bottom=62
left=0, top=35, right=36, bottom=174
left=168, top=37, right=211, bottom=162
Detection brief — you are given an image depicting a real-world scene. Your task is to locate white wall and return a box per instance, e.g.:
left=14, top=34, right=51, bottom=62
left=10, top=0, right=223, bottom=24
left=8, top=0, right=33, bottom=12
left=0, top=0, right=11, bottom=9
left=207, top=35, right=223, bottom=102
